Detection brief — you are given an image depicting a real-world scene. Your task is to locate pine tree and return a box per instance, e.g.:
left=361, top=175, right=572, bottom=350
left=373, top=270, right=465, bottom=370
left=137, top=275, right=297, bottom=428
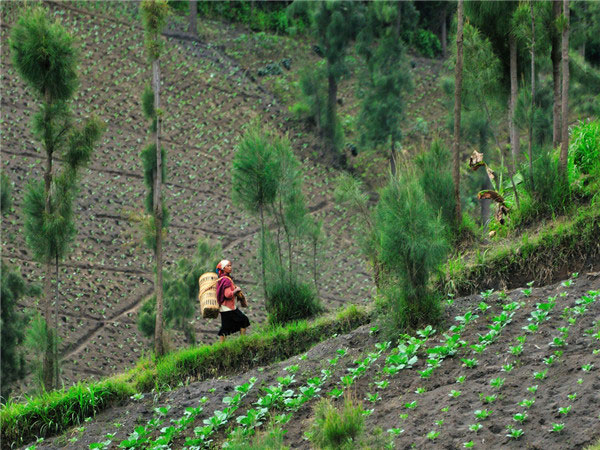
left=356, top=0, right=412, bottom=176
left=289, top=0, right=365, bottom=163
left=140, top=0, right=170, bottom=357
left=10, top=7, right=103, bottom=390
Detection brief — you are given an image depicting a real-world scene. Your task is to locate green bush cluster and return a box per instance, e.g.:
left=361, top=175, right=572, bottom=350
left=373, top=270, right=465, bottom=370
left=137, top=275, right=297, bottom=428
left=0, top=305, right=370, bottom=447
left=414, top=28, right=441, bottom=58
left=266, top=276, right=323, bottom=325
left=190, top=1, right=305, bottom=34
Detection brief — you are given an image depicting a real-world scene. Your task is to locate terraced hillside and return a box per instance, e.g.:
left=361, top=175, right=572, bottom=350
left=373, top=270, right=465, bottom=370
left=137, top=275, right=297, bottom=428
left=29, top=273, right=600, bottom=449
left=1, top=1, right=383, bottom=390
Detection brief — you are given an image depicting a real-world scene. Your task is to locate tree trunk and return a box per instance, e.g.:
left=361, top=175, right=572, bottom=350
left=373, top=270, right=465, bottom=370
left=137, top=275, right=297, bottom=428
left=259, top=206, right=268, bottom=302
left=528, top=2, right=535, bottom=190
left=559, top=0, right=570, bottom=177
left=189, top=0, right=197, bottom=36
left=54, top=255, right=60, bottom=389
left=42, top=93, right=54, bottom=392
left=390, top=136, right=397, bottom=177
left=509, top=33, right=520, bottom=162
left=552, top=0, right=562, bottom=148
left=152, top=59, right=165, bottom=358
left=441, top=6, right=448, bottom=59
left=452, top=0, right=464, bottom=228
left=42, top=261, right=54, bottom=391
left=327, top=71, right=337, bottom=155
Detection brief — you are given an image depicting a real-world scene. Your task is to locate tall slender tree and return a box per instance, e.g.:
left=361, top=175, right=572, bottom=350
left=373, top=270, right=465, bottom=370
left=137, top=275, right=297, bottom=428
left=289, top=0, right=365, bottom=163
left=356, top=0, right=412, bottom=176
left=551, top=0, right=562, bottom=148
left=10, top=7, right=102, bottom=390
left=465, top=1, right=521, bottom=161
left=452, top=0, right=464, bottom=227
left=140, top=0, right=170, bottom=357
left=559, top=0, right=570, bottom=177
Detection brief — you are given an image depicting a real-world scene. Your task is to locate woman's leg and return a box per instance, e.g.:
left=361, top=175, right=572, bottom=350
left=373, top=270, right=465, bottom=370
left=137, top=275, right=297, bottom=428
left=240, top=328, right=246, bottom=336
left=220, top=335, right=225, bottom=343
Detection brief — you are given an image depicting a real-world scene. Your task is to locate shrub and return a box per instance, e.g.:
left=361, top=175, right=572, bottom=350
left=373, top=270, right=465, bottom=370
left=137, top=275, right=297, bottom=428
left=266, top=275, right=323, bottom=325
left=375, top=174, right=449, bottom=331
left=414, top=28, right=441, bottom=58
left=516, top=147, right=570, bottom=226
left=309, top=397, right=365, bottom=450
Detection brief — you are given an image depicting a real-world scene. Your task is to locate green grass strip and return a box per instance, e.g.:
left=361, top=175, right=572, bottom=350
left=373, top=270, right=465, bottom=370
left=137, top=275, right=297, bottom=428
left=440, top=203, right=600, bottom=295
left=0, top=305, right=371, bottom=448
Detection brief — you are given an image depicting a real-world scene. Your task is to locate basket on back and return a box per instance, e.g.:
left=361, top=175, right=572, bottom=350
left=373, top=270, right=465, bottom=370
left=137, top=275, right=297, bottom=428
left=198, top=272, right=219, bottom=319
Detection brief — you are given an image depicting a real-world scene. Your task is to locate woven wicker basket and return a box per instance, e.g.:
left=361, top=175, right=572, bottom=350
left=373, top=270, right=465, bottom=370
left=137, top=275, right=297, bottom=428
left=198, top=272, right=219, bottom=319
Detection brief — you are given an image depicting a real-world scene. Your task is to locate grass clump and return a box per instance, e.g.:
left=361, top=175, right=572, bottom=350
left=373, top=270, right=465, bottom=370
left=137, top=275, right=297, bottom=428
left=309, top=397, right=365, bottom=449
left=226, top=423, right=289, bottom=449
left=0, top=377, right=134, bottom=448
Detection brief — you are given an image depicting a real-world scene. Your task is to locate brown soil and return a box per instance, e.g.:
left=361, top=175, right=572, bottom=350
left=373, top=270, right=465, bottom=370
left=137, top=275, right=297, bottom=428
left=30, top=272, right=600, bottom=450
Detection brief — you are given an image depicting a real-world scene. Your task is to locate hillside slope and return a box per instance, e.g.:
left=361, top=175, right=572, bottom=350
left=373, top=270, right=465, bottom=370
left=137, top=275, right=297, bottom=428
left=1, top=1, right=376, bottom=391
left=28, top=273, right=600, bottom=449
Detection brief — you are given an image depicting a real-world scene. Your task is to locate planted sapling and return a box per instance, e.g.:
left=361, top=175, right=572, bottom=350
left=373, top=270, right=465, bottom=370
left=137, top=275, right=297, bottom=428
left=550, top=423, right=565, bottom=433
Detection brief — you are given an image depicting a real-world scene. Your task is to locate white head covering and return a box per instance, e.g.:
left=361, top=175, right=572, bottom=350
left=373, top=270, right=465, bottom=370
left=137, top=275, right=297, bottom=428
left=217, top=259, right=231, bottom=272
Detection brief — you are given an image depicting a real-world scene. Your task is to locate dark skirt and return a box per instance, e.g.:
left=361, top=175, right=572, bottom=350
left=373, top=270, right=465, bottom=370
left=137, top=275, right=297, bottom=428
left=218, top=309, right=250, bottom=336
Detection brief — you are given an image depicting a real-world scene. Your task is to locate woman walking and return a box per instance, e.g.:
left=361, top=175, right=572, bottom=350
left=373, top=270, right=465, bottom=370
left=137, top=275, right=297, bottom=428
left=216, top=259, right=250, bottom=342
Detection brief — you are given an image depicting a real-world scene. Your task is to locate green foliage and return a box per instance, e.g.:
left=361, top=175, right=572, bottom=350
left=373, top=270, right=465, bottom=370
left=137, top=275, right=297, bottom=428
left=1, top=171, right=12, bottom=214
left=570, top=119, right=600, bottom=175
left=414, top=28, right=441, bottom=58
left=232, top=129, right=281, bottom=215
left=515, top=148, right=570, bottom=226
left=140, top=0, right=170, bottom=60
left=1, top=261, right=38, bottom=402
left=356, top=14, right=412, bottom=154
left=142, top=84, right=155, bottom=120
left=24, top=313, right=59, bottom=393
left=0, top=377, right=134, bottom=448
left=414, top=139, right=457, bottom=233
left=514, top=83, right=553, bottom=147
left=64, top=117, right=104, bottom=171
left=266, top=275, right=322, bottom=326
left=10, top=7, right=78, bottom=101
left=309, top=397, right=365, bottom=450
left=23, top=178, right=75, bottom=264
left=375, top=174, right=448, bottom=329
left=193, top=1, right=300, bottom=34
left=376, top=174, right=449, bottom=294
left=292, top=62, right=327, bottom=126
